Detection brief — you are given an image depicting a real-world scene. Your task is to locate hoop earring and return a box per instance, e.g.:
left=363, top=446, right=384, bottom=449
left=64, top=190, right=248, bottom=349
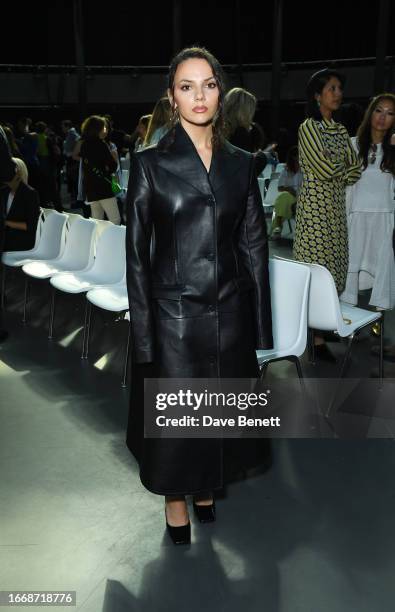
left=171, top=106, right=179, bottom=124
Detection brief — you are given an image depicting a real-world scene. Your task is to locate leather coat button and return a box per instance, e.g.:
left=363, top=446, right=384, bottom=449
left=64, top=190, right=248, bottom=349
left=207, top=196, right=214, bottom=206
left=206, top=253, right=215, bottom=261
left=208, top=305, right=215, bottom=313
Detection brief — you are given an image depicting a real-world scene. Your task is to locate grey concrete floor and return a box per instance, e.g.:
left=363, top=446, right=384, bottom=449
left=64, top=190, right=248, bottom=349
left=1, top=237, right=395, bottom=612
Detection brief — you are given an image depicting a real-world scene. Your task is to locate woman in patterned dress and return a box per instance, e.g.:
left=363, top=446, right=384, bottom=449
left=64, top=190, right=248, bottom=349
left=293, top=68, right=362, bottom=357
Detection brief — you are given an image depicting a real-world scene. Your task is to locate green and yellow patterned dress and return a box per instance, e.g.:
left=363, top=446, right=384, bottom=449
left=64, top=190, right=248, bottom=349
left=293, top=117, right=362, bottom=292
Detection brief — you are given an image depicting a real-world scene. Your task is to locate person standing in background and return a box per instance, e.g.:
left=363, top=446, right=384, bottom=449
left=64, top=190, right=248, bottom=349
left=61, top=120, right=80, bottom=207
left=293, top=68, right=362, bottom=360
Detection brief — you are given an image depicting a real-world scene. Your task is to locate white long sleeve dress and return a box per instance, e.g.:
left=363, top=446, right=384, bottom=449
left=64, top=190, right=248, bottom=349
left=341, top=138, right=395, bottom=310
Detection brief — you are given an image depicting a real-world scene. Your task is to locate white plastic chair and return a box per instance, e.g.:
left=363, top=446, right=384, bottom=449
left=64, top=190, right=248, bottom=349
left=2, top=211, right=68, bottom=268
left=121, top=169, right=129, bottom=191
left=120, top=157, right=130, bottom=171
left=306, top=262, right=383, bottom=383
left=84, top=281, right=130, bottom=386
left=21, top=217, right=97, bottom=333
left=22, top=217, right=97, bottom=280
left=256, top=257, right=310, bottom=381
left=258, top=177, right=266, bottom=203
left=1, top=211, right=68, bottom=315
left=0, top=208, right=45, bottom=309
left=263, top=177, right=280, bottom=209
left=258, top=164, right=273, bottom=180
left=49, top=224, right=126, bottom=352
left=65, top=211, right=83, bottom=225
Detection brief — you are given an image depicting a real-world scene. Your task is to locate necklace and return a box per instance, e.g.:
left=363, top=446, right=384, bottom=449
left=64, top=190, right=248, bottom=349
left=369, top=143, right=378, bottom=165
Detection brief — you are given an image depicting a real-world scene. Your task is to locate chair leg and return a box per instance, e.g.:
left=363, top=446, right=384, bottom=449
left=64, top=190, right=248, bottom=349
left=338, top=333, right=355, bottom=380
left=259, top=362, right=269, bottom=379
left=379, top=312, right=384, bottom=386
left=48, top=288, right=56, bottom=339
left=1, top=266, right=6, bottom=310
left=292, top=356, right=306, bottom=392
left=81, top=301, right=90, bottom=359
left=22, top=278, right=30, bottom=324
left=308, top=329, right=315, bottom=363
left=83, top=303, right=93, bottom=360
left=325, top=334, right=356, bottom=418
left=121, top=322, right=131, bottom=388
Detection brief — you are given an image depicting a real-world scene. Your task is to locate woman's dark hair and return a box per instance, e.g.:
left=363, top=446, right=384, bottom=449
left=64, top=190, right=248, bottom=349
left=285, top=145, right=299, bottom=174
left=306, top=68, right=346, bottom=120
left=356, top=93, right=395, bottom=175
left=167, top=46, right=226, bottom=148
left=81, top=115, right=107, bottom=139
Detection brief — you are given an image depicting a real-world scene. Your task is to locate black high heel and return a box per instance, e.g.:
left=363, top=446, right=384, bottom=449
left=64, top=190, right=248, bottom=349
left=193, top=499, right=216, bottom=523
left=165, top=508, right=191, bottom=545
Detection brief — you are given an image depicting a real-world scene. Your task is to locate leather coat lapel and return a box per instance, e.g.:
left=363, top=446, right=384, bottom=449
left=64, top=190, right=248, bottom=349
left=156, top=123, right=243, bottom=196
left=208, top=141, right=243, bottom=193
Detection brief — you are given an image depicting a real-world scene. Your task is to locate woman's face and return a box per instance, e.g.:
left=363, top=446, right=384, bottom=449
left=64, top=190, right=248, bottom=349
left=371, top=99, right=395, bottom=134
left=316, top=76, right=343, bottom=114
left=170, top=58, right=219, bottom=128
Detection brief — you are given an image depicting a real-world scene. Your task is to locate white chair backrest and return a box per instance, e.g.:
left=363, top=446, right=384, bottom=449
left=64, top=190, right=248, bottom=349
left=41, top=207, right=55, bottom=218
left=120, top=157, right=130, bottom=171
left=306, top=263, right=343, bottom=331
left=121, top=169, right=129, bottom=190
left=259, top=164, right=273, bottom=180
left=90, top=224, right=126, bottom=283
left=34, top=211, right=68, bottom=259
left=56, top=217, right=97, bottom=269
left=66, top=212, right=83, bottom=226
left=270, top=257, right=310, bottom=355
left=264, top=178, right=279, bottom=206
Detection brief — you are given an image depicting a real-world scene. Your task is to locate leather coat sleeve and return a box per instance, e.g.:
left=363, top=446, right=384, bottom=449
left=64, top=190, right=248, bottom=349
left=126, top=153, right=155, bottom=363
left=238, top=160, right=273, bottom=349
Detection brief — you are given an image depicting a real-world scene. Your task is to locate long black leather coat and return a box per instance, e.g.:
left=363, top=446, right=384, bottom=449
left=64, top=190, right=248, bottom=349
left=126, top=123, right=273, bottom=495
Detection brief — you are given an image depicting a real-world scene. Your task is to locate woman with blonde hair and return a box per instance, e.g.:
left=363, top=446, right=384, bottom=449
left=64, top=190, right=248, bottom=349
left=144, top=97, right=172, bottom=146
left=1, top=157, right=40, bottom=251
left=223, top=87, right=274, bottom=174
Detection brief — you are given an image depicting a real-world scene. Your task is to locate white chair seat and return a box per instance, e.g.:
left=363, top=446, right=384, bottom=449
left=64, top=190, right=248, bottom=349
left=86, top=282, right=128, bottom=312
left=50, top=270, right=112, bottom=293
left=50, top=224, right=126, bottom=294
left=338, top=302, right=380, bottom=337
left=22, top=217, right=97, bottom=280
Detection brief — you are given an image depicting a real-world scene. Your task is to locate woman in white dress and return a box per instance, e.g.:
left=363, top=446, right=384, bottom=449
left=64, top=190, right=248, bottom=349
left=341, top=94, right=395, bottom=312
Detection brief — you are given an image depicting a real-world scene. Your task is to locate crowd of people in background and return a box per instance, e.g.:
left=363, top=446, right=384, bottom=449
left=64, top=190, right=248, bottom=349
left=1, top=73, right=394, bottom=362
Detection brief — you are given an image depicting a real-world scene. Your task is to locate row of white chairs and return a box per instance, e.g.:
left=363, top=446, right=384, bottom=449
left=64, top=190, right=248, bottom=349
left=259, top=257, right=383, bottom=416
left=1, top=214, right=383, bottom=405
left=1, top=210, right=130, bottom=385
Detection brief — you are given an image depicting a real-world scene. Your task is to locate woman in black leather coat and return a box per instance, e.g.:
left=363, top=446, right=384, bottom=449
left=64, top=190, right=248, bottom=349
left=126, top=47, right=273, bottom=545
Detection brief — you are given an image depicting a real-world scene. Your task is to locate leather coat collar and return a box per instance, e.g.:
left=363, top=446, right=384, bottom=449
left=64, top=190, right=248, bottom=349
left=156, top=123, right=243, bottom=195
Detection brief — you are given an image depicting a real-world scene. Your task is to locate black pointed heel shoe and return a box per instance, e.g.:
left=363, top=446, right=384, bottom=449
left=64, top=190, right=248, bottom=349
left=165, top=510, right=191, bottom=545
left=193, top=500, right=216, bottom=523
